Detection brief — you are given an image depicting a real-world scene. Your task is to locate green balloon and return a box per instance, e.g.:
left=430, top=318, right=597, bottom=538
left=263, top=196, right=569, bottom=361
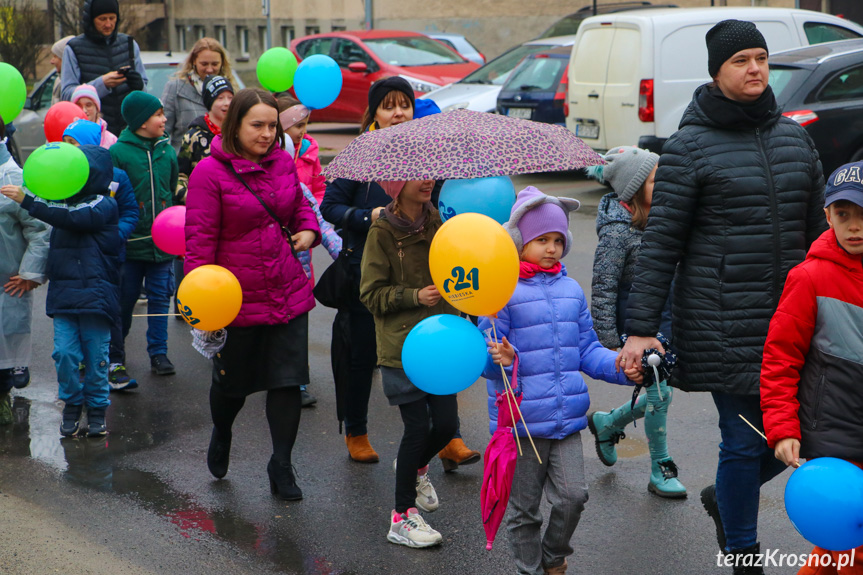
left=0, top=63, right=26, bottom=124
left=23, top=143, right=90, bottom=201
left=256, top=47, right=298, bottom=92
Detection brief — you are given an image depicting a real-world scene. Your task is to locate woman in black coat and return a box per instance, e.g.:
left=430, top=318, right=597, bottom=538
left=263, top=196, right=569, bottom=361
left=617, top=20, right=825, bottom=572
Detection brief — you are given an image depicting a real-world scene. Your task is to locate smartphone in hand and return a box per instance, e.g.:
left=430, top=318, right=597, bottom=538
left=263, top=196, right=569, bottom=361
left=116, top=65, right=131, bottom=76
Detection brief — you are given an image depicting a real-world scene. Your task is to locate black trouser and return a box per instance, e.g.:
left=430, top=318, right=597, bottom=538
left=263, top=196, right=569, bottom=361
left=344, top=296, right=377, bottom=436
left=395, top=393, right=458, bottom=513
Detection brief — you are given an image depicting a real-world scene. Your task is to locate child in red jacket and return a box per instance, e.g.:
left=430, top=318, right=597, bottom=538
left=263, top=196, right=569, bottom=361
left=761, top=161, right=863, bottom=575
left=277, top=95, right=326, bottom=203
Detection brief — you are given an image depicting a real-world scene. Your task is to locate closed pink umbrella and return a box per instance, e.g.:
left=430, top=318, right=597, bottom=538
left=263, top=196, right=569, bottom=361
left=482, top=385, right=522, bottom=550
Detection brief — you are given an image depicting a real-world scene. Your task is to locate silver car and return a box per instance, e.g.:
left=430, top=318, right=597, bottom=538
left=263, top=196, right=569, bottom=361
left=10, top=51, right=197, bottom=163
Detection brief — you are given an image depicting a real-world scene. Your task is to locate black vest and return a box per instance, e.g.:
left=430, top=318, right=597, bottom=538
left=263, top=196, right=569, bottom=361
left=67, top=33, right=135, bottom=136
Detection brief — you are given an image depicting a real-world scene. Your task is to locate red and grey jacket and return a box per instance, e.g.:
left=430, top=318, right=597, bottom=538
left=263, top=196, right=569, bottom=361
left=761, top=229, right=863, bottom=460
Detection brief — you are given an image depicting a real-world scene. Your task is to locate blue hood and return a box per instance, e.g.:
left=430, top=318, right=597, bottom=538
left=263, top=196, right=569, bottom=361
left=73, top=145, right=114, bottom=200
left=595, top=191, right=632, bottom=235
left=64, top=119, right=102, bottom=147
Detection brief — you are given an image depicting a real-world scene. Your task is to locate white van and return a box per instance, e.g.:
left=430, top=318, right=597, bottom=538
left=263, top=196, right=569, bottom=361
left=565, top=7, right=863, bottom=153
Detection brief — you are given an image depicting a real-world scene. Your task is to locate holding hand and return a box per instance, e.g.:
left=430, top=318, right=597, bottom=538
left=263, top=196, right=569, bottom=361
left=1, top=185, right=25, bottom=204
left=4, top=276, right=39, bottom=297
left=624, top=366, right=644, bottom=384
left=417, top=285, right=441, bottom=307
left=488, top=336, right=514, bottom=367
left=775, top=437, right=801, bottom=468
left=291, top=229, right=316, bottom=252
left=616, top=335, right=665, bottom=373
left=101, top=71, right=127, bottom=89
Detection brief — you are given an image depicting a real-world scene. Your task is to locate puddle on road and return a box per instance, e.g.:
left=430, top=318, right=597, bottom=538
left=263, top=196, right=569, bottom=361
left=0, top=389, right=350, bottom=574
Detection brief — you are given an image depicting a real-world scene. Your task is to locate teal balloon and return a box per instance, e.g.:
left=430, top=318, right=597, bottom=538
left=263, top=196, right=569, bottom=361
left=0, top=63, right=27, bottom=123
left=784, top=457, right=863, bottom=551
left=256, top=47, right=298, bottom=92
left=438, top=177, right=516, bottom=225
left=402, top=314, right=487, bottom=395
left=23, top=143, right=90, bottom=201
left=294, top=55, right=342, bottom=110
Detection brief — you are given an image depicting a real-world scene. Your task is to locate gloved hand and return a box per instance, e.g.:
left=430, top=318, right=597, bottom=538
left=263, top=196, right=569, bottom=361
left=124, top=69, right=144, bottom=91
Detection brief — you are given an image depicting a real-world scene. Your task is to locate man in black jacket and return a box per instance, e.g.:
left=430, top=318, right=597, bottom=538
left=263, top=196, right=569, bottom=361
left=61, top=0, right=148, bottom=136
left=616, top=20, right=826, bottom=574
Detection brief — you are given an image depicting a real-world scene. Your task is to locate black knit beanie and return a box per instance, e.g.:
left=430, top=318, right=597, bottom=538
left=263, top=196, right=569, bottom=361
left=90, top=0, right=119, bottom=18
left=706, top=19, right=768, bottom=78
left=367, top=77, right=415, bottom=116
left=202, top=75, right=234, bottom=111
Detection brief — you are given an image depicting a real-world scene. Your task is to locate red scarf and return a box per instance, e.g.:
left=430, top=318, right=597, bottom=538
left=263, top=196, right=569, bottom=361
left=519, top=261, right=562, bottom=279
left=204, top=114, right=221, bottom=136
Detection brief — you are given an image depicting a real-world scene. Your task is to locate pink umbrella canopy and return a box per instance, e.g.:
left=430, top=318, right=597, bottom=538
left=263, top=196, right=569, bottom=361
left=323, top=109, right=604, bottom=182
left=482, top=388, right=522, bottom=550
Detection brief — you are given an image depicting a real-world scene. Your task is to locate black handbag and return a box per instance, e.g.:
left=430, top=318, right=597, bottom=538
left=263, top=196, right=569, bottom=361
left=313, top=246, right=356, bottom=309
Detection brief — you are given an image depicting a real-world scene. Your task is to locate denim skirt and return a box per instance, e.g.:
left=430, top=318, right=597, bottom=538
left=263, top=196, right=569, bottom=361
left=212, top=313, right=309, bottom=397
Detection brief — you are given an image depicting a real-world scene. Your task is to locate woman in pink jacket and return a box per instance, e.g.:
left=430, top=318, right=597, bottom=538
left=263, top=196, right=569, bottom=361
left=185, top=88, right=320, bottom=501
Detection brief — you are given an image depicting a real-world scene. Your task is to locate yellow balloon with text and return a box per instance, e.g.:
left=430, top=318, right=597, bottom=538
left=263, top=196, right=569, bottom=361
left=177, top=265, right=243, bottom=331
left=429, top=213, right=519, bottom=317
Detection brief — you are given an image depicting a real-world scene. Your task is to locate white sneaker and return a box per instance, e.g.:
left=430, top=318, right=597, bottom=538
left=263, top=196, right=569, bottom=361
left=415, top=473, right=439, bottom=512
left=387, top=508, right=442, bottom=548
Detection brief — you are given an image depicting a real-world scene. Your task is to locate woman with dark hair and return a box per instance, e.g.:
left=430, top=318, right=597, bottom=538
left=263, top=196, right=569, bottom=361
left=321, top=78, right=479, bottom=470
left=162, top=37, right=237, bottom=151
left=185, top=88, right=320, bottom=500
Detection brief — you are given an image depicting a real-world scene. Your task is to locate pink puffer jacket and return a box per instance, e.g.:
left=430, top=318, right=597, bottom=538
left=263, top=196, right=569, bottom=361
left=185, top=136, right=320, bottom=327
left=295, top=135, right=326, bottom=204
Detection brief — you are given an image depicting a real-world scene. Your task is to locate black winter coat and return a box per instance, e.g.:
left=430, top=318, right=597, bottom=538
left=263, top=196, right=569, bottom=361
left=624, top=84, right=827, bottom=395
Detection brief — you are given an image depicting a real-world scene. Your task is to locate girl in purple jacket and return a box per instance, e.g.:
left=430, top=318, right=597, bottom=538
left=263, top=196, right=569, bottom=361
left=185, top=88, right=320, bottom=501
left=480, top=187, right=641, bottom=575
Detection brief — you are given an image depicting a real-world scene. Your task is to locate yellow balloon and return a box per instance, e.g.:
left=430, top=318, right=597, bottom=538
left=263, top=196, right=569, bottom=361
left=177, top=265, right=243, bottom=331
left=430, top=213, right=519, bottom=317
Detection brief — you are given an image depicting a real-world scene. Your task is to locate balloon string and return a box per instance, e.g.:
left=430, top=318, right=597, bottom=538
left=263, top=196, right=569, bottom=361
left=652, top=365, right=663, bottom=402
left=127, top=235, right=153, bottom=242
left=492, top=318, right=542, bottom=464
left=738, top=414, right=768, bottom=441
left=490, top=320, right=521, bottom=455
left=132, top=313, right=180, bottom=317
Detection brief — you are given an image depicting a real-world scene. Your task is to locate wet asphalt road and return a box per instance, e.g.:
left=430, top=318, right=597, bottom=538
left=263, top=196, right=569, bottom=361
left=0, top=172, right=812, bottom=575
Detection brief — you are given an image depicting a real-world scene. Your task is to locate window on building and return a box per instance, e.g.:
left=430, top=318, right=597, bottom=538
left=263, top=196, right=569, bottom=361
left=281, top=25, right=294, bottom=46
left=305, top=25, right=320, bottom=36
left=215, top=25, right=226, bottom=47
left=237, top=26, right=249, bottom=56
left=176, top=25, right=186, bottom=51
left=258, top=26, right=268, bottom=51
left=331, top=25, right=346, bottom=32
left=194, top=26, right=206, bottom=41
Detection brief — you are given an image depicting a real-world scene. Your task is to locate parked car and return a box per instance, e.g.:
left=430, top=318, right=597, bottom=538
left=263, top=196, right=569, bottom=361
left=427, top=33, right=486, bottom=66
left=770, top=39, right=863, bottom=176
left=536, top=1, right=678, bottom=39
left=9, top=51, right=241, bottom=163
left=566, top=7, right=863, bottom=154
left=420, top=35, right=578, bottom=114
left=290, top=30, right=480, bottom=123
left=496, top=47, right=570, bottom=125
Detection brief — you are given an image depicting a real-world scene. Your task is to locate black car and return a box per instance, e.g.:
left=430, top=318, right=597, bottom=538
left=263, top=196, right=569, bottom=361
left=496, top=47, right=571, bottom=125
left=771, top=39, right=863, bottom=176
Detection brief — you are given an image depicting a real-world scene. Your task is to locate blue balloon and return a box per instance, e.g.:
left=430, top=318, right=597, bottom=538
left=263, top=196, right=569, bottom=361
left=402, top=314, right=487, bottom=395
left=784, top=457, right=863, bottom=551
left=293, top=55, right=343, bottom=110
left=437, top=177, right=516, bottom=225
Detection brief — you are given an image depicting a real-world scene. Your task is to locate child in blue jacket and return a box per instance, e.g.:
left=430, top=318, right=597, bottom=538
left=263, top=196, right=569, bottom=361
left=1, top=145, right=120, bottom=437
left=481, top=186, right=641, bottom=575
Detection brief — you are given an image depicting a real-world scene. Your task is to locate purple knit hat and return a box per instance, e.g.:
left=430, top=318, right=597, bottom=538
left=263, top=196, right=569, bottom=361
left=504, top=186, right=580, bottom=257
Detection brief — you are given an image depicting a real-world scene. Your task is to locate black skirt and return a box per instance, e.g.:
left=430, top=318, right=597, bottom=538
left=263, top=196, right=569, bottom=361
left=212, top=313, right=309, bottom=397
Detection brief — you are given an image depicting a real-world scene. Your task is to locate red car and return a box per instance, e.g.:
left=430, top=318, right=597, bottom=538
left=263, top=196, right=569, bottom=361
left=291, top=30, right=480, bottom=123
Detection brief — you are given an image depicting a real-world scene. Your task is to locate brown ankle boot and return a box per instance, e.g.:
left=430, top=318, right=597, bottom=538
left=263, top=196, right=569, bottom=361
left=438, top=438, right=481, bottom=472
left=543, top=559, right=568, bottom=575
left=345, top=433, right=379, bottom=463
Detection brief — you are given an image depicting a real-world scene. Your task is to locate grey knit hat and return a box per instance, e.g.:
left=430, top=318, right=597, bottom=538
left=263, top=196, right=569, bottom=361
left=706, top=19, right=768, bottom=78
left=585, top=146, right=659, bottom=202
left=51, top=35, right=75, bottom=59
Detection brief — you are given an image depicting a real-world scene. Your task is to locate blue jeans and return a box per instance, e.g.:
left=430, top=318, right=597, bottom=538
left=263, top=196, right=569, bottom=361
left=115, top=259, right=173, bottom=362
left=712, top=392, right=787, bottom=551
left=53, top=314, right=111, bottom=408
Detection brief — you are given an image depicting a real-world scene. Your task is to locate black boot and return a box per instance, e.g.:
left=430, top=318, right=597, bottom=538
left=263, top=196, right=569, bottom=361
left=728, top=543, right=763, bottom=575
left=267, top=456, right=302, bottom=501
left=700, top=484, right=727, bottom=551
left=207, top=428, right=231, bottom=479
